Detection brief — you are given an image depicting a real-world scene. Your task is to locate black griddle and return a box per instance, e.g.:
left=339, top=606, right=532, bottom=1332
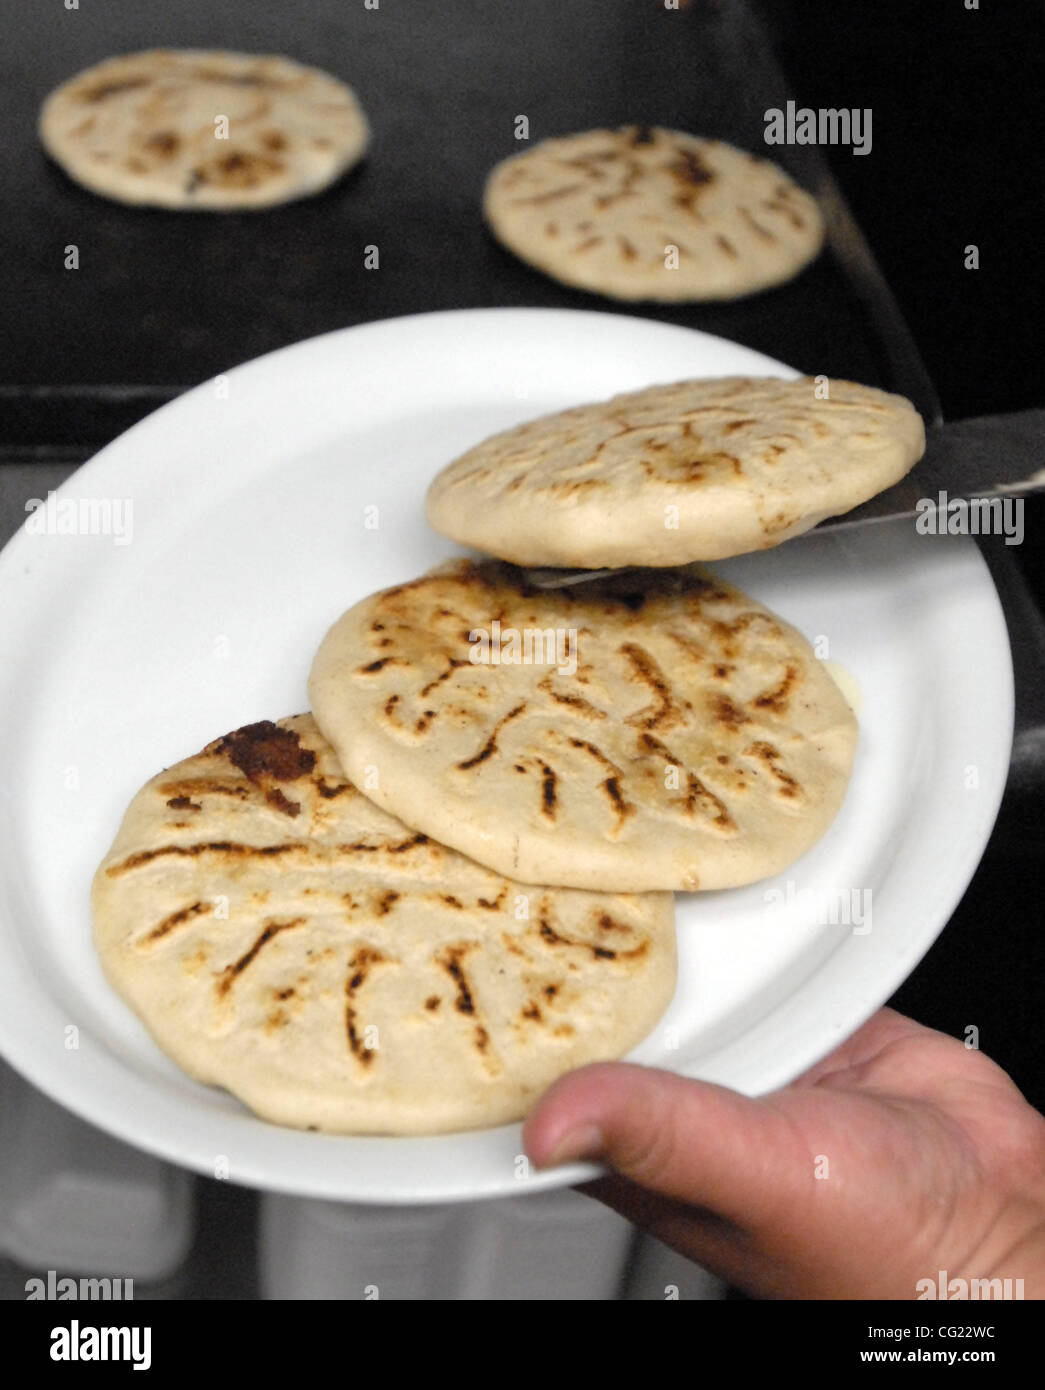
left=0, top=0, right=934, bottom=448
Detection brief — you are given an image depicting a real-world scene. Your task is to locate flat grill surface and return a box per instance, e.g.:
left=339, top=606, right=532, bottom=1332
left=0, top=0, right=909, bottom=445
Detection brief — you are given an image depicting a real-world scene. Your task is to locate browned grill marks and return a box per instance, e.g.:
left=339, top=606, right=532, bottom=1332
left=340, top=832, right=428, bottom=855
left=142, top=900, right=212, bottom=945
left=541, top=917, right=642, bottom=961
left=217, top=918, right=305, bottom=997
left=565, top=735, right=634, bottom=830
left=512, top=183, right=584, bottom=205
left=166, top=796, right=201, bottom=811
left=83, top=77, right=149, bottom=102
left=537, top=676, right=606, bottom=719
left=425, top=995, right=441, bottom=1011
left=753, top=663, right=799, bottom=713
left=436, top=944, right=496, bottom=1063
left=716, top=235, right=738, bottom=258
left=197, top=70, right=275, bottom=87
left=457, top=702, right=527, bottom=770
left=439, top=947, right=476, bottom=1015
left=345, top=947, right=385, bottom=1063
left=265, top=788, right=301, bottom=817
left=739, top=207, right=775, bottom=241
left=374, top=890, right=400, bottom=917
left=620, top=643, right=680, bottom=730
left=745, top=741, right=801, bottom=799
left=419, top=658, right=467, bottom=698
left=108, top=842, right=301, bottom=876
left=160, top=778, right=251, bottom=801
left=639, top=733, right=736, bottom=830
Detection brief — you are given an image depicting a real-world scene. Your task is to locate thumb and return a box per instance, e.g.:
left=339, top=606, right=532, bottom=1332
left=523, top=1062, right=809, bottom=1230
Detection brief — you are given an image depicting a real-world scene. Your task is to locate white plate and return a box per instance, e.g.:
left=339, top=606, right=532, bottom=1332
left=0, top=309, right=1013, bottom=1204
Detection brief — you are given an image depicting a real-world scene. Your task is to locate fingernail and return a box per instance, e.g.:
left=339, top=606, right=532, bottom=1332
left=540, top=1123, right=604, bottom=1169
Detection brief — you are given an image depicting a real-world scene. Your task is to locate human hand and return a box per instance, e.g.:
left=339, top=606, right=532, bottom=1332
left=524, top=1008, right=1045, bottom=1298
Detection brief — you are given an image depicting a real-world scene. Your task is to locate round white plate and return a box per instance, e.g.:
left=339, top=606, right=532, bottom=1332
left=0, top=309, right=1012, bottom=1203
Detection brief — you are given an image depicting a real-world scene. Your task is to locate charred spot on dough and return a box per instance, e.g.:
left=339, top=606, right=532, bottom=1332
left=425, top=995, right=441, bottom=1011
left=669, top=149, right=714, bottom=186
left=144, top=130, right=180, bottom=158
left=166, top=795, right=201, bottom=811
left=261, top=130, right=287, bottom=151
left=711, top=694, right=750, bottom=731
left=316, top=779, right=352, bottom=799
left=597, top=913, right=633, bottom=935
left=373, top=890, right=400, bottom=917
left=539, top=761, right=558, bottom=818
left=214, top=720, right=316, bottom=784
left=477, top=885, right=507, bottom=911
left=265, top=787, right=301, bottom=817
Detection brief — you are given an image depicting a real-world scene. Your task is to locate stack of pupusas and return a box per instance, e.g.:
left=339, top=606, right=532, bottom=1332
left=93, top=375, right=924, bottom=1135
